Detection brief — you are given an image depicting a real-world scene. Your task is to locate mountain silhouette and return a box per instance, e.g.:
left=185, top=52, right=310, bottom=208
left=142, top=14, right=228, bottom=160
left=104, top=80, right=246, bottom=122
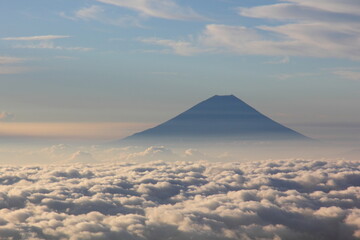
left=121, top=95, right=310, bottom=144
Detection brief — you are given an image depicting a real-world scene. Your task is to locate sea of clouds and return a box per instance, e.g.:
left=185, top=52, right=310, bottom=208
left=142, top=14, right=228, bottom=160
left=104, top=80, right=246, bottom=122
left=0, top=155, right=359, bottom=239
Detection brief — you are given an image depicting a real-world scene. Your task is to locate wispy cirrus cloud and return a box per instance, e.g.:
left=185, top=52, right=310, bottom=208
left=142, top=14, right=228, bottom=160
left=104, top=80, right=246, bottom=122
left=277, top=0, right=360, bottom=16
left=2, top=35, right=70, bottom=41
left=2, top=35, right=92, bottom=51
left=13, top=42, right=92, bottom=51
left=333, top=70, right=360, bottom=81
left=139, top=37, right=209, bottom=56
left=96, top=0, right=207, bottom=21
left=140, top=1, right=360, bottom=60
left=0, top=66, right=32, bottom=75
left=61, top=0, right=208, bottom=28
left=60, top=5, right=142, bottom=27
left=265, top=56, right=290, bottom=64
left=74, top=5, right=104, bottom=20
left=0, top=56, right=26, bottom=64
left=210, top=0, right=360, bottom=59
left=0, top=56, right=31, bottom=75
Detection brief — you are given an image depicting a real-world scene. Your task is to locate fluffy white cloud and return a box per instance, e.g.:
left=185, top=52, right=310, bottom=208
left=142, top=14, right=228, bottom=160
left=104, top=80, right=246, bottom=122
left=96, top=0, right=207, bottom=21
left=121, top=146, right=175, bottom=161
left=0, top=159, right=359, bottom=239
left=66, top=151, right=98, bottom=164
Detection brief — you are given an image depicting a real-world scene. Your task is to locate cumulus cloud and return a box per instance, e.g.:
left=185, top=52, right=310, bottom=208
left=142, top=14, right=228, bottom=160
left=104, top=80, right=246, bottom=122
left=121, top=146, right=175, bottom=161
left=66, top=151, right=98, bottom=164
left=96, top=0, right=207, bottom=21
left=0, top=159, right=359, bottom=239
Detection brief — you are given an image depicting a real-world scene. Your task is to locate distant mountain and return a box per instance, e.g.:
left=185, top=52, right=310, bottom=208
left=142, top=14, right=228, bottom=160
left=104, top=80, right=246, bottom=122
left=120, top=95, right=310, bottom=144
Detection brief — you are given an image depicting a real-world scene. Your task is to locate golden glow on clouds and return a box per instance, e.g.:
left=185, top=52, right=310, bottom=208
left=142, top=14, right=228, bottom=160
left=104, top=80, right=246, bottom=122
left=0, top=122, right=153, bottom=140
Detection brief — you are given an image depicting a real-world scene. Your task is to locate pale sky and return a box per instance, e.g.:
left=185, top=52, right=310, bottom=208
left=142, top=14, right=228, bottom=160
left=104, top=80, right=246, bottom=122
left=1, top=0, right=360, bottom=142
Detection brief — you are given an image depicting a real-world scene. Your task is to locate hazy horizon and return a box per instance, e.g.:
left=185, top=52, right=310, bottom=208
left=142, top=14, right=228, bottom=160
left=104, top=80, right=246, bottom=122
left=1, top=0, right=360, bottom=146
left=1, top=94, right=359, bottom=144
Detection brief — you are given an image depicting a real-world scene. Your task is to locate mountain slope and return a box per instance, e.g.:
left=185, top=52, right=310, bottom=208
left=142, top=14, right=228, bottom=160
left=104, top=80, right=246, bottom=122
left=121, top=95, right=310, bottom=143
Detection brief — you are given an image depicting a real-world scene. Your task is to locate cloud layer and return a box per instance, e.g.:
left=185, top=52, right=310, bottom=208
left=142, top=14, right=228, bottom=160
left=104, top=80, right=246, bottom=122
left=0, top=159, right=359, bottom=239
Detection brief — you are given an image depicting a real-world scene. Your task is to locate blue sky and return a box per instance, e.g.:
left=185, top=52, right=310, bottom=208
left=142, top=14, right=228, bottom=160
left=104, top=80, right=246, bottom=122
left=1, top=0, right=360, bottom=141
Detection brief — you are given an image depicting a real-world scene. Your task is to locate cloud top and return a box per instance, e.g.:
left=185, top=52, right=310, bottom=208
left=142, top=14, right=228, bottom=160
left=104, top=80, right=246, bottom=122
left=0, top=159, right=359, bottom=239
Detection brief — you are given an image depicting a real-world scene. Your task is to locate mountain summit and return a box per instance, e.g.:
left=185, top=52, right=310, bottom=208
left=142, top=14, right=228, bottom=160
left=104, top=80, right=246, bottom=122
left=121, top=95, right=310, bottom=144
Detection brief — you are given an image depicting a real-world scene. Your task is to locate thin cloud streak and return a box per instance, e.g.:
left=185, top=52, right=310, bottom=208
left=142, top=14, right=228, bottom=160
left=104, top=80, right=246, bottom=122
left=0, top=56, right=32, bottom=75
left=333, top=70, right=360, bottom=81
left=0, top=122, right=154, bottom=140
left=0, top=56, right=26, bottom=64
left=96, top=0, right=208, bottom=21
left=0, top=66, right=33, bottom=75
left=2, top=35, right=70, bottom=41
left=139, top=38, right=209, bottom=56
left=13, top=42, right=93, bottom=51
left=3, top=35, right=92, bottom=51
